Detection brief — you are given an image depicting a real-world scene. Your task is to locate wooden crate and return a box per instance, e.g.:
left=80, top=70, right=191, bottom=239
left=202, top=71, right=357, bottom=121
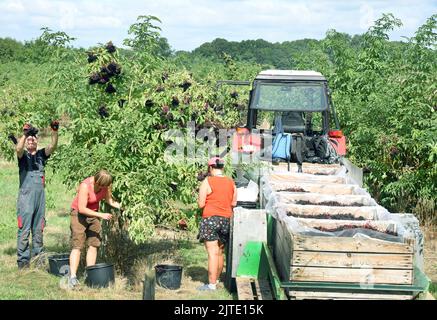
left=273, top=218, right=414, bottom=285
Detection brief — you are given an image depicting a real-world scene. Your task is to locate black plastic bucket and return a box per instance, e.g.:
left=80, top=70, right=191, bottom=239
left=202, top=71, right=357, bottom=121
left=155, top=265, right=183, bottom=290
left=85, top=263, right=115, bottom=288
left=48, top=254, right=70, bottom=277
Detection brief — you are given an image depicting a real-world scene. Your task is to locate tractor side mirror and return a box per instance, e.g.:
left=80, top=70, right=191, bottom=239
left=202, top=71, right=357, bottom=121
left=328, top=130, right=343, bottom=138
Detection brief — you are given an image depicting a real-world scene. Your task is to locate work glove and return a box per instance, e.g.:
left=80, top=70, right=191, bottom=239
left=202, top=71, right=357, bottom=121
left=50, top=120, right=60, bottom=131
left=8, top=134, right=17, bottom=145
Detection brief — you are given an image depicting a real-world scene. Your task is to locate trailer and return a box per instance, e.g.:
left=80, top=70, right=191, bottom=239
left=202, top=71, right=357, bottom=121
left=225, top=70, right=431, bottom=300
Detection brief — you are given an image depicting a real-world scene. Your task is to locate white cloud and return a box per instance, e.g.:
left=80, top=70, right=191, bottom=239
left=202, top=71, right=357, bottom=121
left=3, top=0, right=25, bottom=13
left=59, top=2, right=80, bottom=30
left=0, top=0, right=435, bottom=50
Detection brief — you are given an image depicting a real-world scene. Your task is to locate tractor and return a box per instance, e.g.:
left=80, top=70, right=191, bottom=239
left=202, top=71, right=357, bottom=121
left=232, top=70, right=347, bottom=172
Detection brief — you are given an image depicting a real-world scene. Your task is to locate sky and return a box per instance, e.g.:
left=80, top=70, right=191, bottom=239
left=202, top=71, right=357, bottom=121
left=0, top=0, right=435, bottom=51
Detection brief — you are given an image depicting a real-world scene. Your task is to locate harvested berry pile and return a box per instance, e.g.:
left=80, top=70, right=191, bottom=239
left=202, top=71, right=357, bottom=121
left=314, top=224, right=398, bottom=236
left=287, top=212, right=366, bottom=221
left=295, top=200, right=365, bottom=207
left=302, top=228, right=402, bottom=242
left=279, top=187, right=308, bottom=193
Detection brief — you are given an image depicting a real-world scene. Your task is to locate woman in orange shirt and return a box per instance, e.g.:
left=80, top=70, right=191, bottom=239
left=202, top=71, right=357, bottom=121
left=197, top=157, right=237, bottom=291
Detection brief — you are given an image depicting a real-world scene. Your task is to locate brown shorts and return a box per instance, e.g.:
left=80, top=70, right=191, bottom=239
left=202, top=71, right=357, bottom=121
left=70, top=210, right=102, bottom=249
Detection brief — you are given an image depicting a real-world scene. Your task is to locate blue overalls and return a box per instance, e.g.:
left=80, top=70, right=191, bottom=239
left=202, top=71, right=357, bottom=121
left=16, top=149, right=49, bottom=268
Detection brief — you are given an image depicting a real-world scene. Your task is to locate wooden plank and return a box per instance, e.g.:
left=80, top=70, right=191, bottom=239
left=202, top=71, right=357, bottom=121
left=258, top=279, right=274, bottom=300
left=292, top=251, right=413, bottom=269
left=273, top=220, right=292, bottom=282
left=254, top=279, right=273, bottom=300
left=295, top=218, right=398, bottom=234
left=293, top=235, right=413, bottom=254
left=290, top=291, right=414, bottom=300
left=236, top=278, right=255, bottom=300
left=282, top=204, right=377, bottom=220
left=290, top=267, right=413, bottom=285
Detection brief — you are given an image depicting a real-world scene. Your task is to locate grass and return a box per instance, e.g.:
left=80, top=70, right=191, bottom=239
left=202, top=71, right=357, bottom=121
left=0, top=158, right=233, bottom=300
left=2, top=147, right=434, bottom=300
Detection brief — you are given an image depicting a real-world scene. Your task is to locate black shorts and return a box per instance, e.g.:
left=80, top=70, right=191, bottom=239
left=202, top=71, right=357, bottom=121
left=198, top=216, right=231, bottom=244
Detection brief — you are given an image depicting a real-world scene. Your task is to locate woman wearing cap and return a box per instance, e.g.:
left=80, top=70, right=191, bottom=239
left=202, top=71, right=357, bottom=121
left=197, top=157, right=237, bottom=291
left=67, top=170, right=121, bottom=289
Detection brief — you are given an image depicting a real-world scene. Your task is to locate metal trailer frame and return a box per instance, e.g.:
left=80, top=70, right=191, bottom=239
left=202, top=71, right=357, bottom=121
left=233, top=214, right=431, bottom=300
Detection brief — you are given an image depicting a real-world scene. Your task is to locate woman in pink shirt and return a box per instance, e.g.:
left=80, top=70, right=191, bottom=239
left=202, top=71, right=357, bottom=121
left=68, top=170, right=121, bottom=289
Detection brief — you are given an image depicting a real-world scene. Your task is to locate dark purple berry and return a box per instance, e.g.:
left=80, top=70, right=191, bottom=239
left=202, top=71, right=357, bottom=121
left=98, top=105, right=109, bottom=118
left=106, top=41, right=116, bottom=53
left=105, top=83, right=116, bottom=94
left=87, top=53, right=97, bottom=63
left=99, top=74, right=110, bottom=84
left=107, top=62, right=121, bottom=76
left=230, top=91, right=239, bottom=99
left=171, top=96, right=179, bottom=107
left=89, top=73, right=100, bottom=85
left=145, top=99, right=154, bottom=108
left=178, top=80, right=192, bottom=92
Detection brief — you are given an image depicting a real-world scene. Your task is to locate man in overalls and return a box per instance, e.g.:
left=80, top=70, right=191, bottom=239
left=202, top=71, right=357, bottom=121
left=15, top=121, right=59, bottom=269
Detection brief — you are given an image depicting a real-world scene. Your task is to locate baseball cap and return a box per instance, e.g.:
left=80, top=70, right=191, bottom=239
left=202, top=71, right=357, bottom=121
left=208, top=157, right=224, bottom=167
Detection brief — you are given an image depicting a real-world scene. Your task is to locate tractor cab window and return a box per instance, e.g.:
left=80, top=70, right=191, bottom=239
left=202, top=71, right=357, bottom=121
left=251, top=82, right=328, bottom=112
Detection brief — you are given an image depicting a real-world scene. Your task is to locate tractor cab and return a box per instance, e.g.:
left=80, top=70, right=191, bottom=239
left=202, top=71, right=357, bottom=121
left=233, top=70, right=346, bottom=168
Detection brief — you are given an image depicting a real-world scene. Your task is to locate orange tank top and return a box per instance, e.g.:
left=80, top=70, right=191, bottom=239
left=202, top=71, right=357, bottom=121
left=71, top=177, right=108, bottom=212
left=202, top=176, right=235, bottom=218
